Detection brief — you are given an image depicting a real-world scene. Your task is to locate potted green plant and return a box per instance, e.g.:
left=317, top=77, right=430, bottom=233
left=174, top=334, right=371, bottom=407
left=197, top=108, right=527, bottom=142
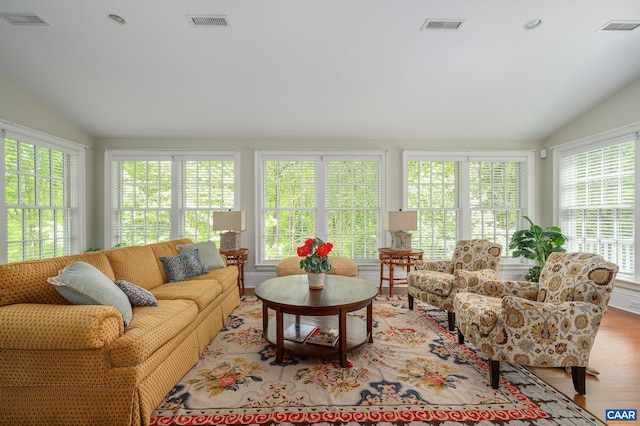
left=509, top=216, right=567, bottom=282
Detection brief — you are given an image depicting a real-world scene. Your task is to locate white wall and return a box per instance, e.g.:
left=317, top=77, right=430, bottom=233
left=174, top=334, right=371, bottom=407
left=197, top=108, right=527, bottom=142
left=0, top=73, right=94, bottom=146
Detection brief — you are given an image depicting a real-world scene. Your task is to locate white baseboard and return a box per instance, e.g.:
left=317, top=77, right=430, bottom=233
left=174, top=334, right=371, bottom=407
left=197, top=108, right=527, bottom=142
left=609, top=285, right=640, bottom=315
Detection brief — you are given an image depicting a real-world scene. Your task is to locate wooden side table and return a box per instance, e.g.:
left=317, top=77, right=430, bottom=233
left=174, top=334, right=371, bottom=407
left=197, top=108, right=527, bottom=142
left=222, top=248, right=249, bottom=296
left=378, top=247, right=423, bottom=296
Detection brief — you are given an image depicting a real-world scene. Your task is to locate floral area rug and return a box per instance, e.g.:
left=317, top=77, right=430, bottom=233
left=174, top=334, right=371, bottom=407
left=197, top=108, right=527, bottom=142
left=150, top=296, right=605, bottom=425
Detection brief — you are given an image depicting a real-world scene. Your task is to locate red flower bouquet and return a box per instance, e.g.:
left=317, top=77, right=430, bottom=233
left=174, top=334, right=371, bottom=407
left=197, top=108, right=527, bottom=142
left=297, top=237, right=334, bottom=273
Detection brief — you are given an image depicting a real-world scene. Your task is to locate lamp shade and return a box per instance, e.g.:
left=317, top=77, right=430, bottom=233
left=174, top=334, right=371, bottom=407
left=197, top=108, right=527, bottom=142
left=384, top=211, right=417, bottom=231
left=213, top=211, right=246, bottom=232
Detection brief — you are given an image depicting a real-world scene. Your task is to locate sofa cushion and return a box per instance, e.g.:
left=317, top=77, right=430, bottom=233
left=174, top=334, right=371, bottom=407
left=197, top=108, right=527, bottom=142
left=150, top=279, right=223, bottom=311
left=114, top=280, right=158, bottom=307
left=177, top=241, right=225, bottom=270
left=408, top=271, right=454, bottom=296
left=187, top=266, right=239, bottom=294
left=47, top=261, right=133, bottom=326
left=160, top=251, right=208, bottom=282
left=454, top=292, right=502, bottom=337
left=105, top=245, right=164, bottom=290
left=108, top=299, right=198, bottom=367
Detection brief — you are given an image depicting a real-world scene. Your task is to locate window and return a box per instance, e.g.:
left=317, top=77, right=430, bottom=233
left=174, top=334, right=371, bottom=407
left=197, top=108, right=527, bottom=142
left=258, top=152, right=385, bottom=264
left=405, top=151, right=532, bottom=259
left=106, top=151, right=238, bottom=247
left=557, top=133, right=637, bottom=279
left=1, top=126, right=85, bottom=263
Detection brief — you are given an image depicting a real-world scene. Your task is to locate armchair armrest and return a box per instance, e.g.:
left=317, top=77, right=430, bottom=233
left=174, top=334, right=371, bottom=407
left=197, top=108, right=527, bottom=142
left=456, top=269, right=538, bottom=300
left=414, top=260, right=453, bottom=273
left=493, top=296, right=606, bottom=365
left=0, top=304, right=123, bottom=350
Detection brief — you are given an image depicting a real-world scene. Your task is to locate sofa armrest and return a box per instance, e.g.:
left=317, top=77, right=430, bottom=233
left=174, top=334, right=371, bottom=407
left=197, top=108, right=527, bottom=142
left=220, top=253, right=228, bottom=265
left=414, top=260, right=453, bottom=273
left=456, top=269, right=538, bottom=300
left=0, top=304, right=123, bottom=350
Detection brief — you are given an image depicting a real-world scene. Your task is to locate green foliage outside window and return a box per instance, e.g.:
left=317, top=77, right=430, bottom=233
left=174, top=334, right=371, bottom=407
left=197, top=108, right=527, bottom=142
left=262, top=158, right=381, bottom=261
left=5, top=138, right=71, bottom=262
left=407, top=158, right=526, bottom=259
left=112, top=159, right=235, bottom=247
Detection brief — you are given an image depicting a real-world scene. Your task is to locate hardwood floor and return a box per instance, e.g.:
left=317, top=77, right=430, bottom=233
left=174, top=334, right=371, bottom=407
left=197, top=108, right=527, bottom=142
left=528, top=307, right=640, bottom=422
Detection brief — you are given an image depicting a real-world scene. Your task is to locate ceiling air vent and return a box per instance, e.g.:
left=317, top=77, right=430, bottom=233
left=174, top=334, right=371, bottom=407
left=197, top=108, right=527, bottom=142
left=597, top=20, right=640, bottom=32
left=187, top=15, right=229, bottom=27
left=1, top=13, right=49, bottom=26
left=421, top=19, right=465, bottom=31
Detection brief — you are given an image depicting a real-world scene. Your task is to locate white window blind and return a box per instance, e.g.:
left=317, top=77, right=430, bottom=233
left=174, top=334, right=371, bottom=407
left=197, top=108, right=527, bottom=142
left=469, top=160, right=525, bottom=249
left=325, top=159, right=381, bottom=259
left=405, top=151, right=531, bottom=259
left=407, top=159, right=460, bottom=258
left=112, top=159, right=173, bottom=245
left=559, top=136, right=636, bottom=276
left=262, top=159, right=317, bottom=260
left=2, top=128, right=83, bottom=262
left=259, top=152, right=385, bottom=264
left=180, top=159, right=236, bottom=241
left=107, top=151, right=238, bottom=247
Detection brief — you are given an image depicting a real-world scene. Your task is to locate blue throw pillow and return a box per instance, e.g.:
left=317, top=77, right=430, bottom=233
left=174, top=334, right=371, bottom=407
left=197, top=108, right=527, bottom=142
left=47, top=261, right=133, bottom=327
left=160, top=250, right=208, bottom=282
left=114, top=280, right=158, bottom=307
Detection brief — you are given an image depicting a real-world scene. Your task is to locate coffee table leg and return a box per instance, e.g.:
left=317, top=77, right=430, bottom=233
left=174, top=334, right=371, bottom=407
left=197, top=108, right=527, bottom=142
left=339, top=309, right=348, bottom=367
left=262, top=304, right=268, bottom=337
left=275, top=307, right=284, bottom=364
left=367, top=302, right=373, bottom=343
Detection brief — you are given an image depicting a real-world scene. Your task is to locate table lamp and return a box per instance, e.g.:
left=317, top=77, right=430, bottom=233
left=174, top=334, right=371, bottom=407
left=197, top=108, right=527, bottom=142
left=384, top=210, right=417, bottom=251
left=213, top=210, right=246, bottom=252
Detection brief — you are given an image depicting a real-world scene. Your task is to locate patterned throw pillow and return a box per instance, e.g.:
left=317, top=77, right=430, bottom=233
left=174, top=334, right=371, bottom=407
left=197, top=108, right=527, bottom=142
left=47, top=261, right=133, bottom=326
left=114, top=280, right=158, bottom=307
left=160, top=250, right=208, bottom=283
left=177, top=240, right=225, bottom=270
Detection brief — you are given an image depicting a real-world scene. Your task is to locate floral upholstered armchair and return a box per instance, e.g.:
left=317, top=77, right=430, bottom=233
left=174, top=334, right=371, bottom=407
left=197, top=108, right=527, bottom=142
left=407, top=239, right=502, bottom=331
left=454, top=252, right=618, bottom=394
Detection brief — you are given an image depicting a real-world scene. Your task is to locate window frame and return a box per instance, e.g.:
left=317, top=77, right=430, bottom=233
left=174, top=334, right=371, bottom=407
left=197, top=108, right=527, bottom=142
left=1, top=123, right=86, bottom=262
left=403, top=150, right=534, bottom=261
left=255, top=150, right=387, bottom=267
left=104, top=150, right=240, bottom=247
left=554, top=130, right=639, bottom=283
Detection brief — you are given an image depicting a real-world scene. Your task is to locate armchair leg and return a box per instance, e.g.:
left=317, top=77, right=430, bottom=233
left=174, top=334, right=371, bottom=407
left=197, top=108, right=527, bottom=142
left=408, top=295, right=414, bottom=310
left=457, top=329, right=464, bottom=345
left=489, top=360, right=500, bottom=389
left=571, top=366, right=587, bottom=395
left=447, top=311, right=455, bottom=332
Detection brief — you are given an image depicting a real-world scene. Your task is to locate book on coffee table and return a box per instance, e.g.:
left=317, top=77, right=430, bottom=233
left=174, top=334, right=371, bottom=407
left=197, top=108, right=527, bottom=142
left=283, top=323, right=317, bottom=343
left=306, top=327, right=339, bottom=347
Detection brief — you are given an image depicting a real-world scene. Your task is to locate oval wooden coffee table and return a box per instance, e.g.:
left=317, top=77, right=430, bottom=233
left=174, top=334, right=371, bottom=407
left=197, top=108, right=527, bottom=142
left=255, top=274, right=378, bottom=367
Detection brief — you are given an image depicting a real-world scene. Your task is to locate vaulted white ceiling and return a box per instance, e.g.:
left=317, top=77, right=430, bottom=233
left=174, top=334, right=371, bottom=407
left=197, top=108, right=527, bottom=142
left=1, top=0, right=640, bottom=140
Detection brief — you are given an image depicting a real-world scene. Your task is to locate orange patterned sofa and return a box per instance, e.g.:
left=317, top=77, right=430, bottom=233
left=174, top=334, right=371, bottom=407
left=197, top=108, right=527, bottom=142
left=0, top=239, right=240, bottom=426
